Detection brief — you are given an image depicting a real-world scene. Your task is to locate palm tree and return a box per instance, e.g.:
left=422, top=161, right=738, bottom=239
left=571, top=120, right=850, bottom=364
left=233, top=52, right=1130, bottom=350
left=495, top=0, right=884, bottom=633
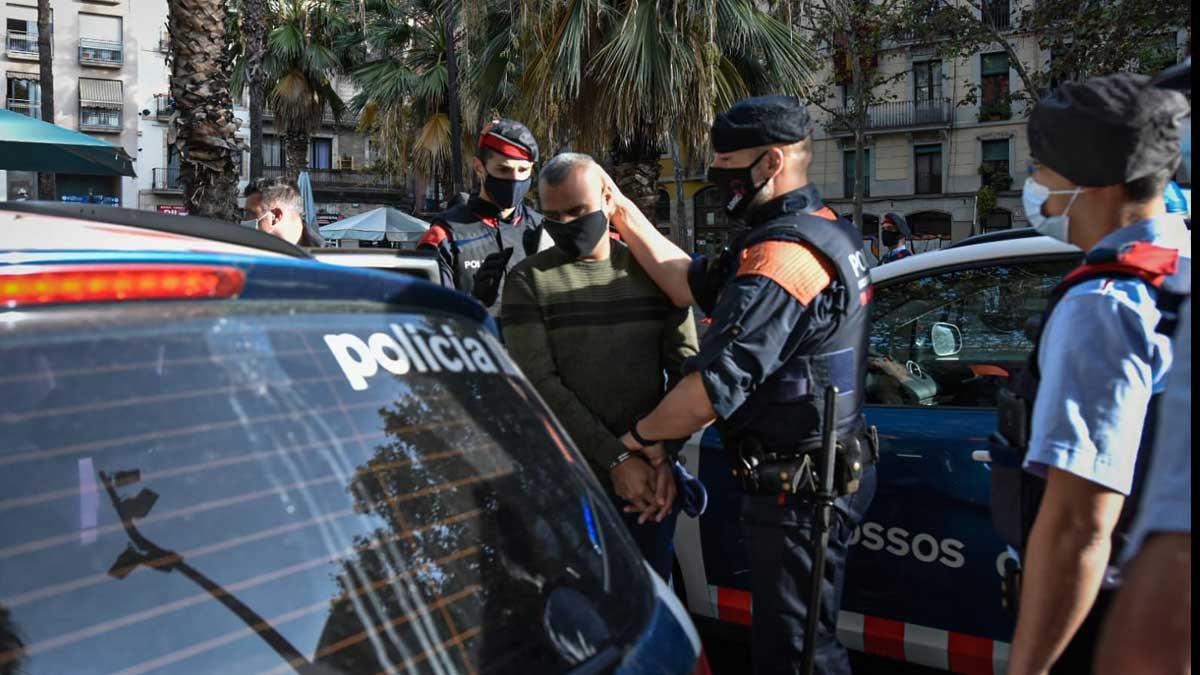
left=242, top=0, right=270, bottom=181
left=264, top=0, right=348, bottom=181
left=167, top=0, right=242, bottom=221
left=345, top=0, right=469, bottom=197
left=501, top=0, right=816, bottom=223
left=36, top=0, right=55, bottom=200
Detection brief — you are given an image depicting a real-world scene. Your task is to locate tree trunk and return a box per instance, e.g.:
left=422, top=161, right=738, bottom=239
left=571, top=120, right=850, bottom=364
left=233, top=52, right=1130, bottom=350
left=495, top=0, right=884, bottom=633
left=167, top=0, right=241, bottom=221
left=611, top=158, right=662, bottom=224
left=443, top=4, right=464, bottom=195
left=669, top=135, right=690, bottom=252
left=850, top=49, right=868, bottom=241
left=244, top=0, right=268, bottom=182
left=283, top=129, right=309, bottom=182
left=37, top=0, right=55, bottom=200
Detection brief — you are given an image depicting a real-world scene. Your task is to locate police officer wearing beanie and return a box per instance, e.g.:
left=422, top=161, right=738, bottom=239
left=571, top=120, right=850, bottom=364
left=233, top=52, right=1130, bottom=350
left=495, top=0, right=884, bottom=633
left=990, top=73, right=1190, bottom=674
left=418, top=119, right=545, bottom=313
left=601, top=95, right=878, bottom=675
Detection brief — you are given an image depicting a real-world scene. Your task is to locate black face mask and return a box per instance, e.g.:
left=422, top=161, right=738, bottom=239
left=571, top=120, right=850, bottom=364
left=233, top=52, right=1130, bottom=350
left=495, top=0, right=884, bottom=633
left=706, top=152, right=769, bottom=219
left=484, top=173, right=532, bottom=210
left=881, top=230, right=901, bottom=248
left=544, top=210, right=610, bottom=259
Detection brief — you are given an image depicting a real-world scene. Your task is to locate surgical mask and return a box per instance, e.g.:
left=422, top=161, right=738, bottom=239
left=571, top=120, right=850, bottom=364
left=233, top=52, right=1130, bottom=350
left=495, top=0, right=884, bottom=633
left=1022, top=176, right=1086, bottom=244
left=706, top=152, right=769, bottom=219
left=544, top=210, right=609, bottom=259
left=484, top=173, right=531, bottom=210
left=241, top=213, right=268, bottom=229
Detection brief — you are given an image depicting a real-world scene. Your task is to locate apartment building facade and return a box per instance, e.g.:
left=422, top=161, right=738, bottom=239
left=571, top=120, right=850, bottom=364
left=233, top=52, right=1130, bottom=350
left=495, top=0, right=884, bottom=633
left=657, top=0, right=1187, bottom=255
left=2, top=0, right=138, bottom=204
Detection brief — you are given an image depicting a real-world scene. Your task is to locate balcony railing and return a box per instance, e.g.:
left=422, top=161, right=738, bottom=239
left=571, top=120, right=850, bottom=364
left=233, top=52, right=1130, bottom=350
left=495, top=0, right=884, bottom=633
left=6, top=30, right=40, bottom=58
left=154, top=94, right=175, bottom=119
left=826, top=98, right=953, bottom=134
left=79, top=37, right=123, bottom=67
left=262, top=167, right=403, bottom=190
left=79, top=107, right=122, bottom=132
left=157, top=30, right=170, bottom=53
left=982, top=0, right=1011, bottom=29
left=153, top=167, right=183, bottom=192
left=6, top=98, right=39, bottom=118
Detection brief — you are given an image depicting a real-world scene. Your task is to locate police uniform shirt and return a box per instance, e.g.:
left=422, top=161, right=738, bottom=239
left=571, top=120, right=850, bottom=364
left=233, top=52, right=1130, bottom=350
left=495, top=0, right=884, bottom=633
left=683, top=192, right=839, bottom=419
left=1121, top=296, right=1191, bottom=563
left=1023, top=216, right=1192, bottom=494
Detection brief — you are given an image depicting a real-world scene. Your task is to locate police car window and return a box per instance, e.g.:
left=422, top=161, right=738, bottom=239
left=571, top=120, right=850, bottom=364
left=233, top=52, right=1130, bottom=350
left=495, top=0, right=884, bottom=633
left=0, top=304, right=651, bottom=675
left=867, top=259, right=1077, bottom=407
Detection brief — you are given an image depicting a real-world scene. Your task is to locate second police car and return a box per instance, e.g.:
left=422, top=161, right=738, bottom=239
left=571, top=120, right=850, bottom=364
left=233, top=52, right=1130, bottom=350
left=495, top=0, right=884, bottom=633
left=672, top=231, right=1084, bottom=674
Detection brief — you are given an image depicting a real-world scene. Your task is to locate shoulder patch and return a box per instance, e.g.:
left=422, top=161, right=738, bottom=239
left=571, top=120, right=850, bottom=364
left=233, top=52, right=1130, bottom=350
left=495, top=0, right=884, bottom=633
left=737, top=240, right=834, bottom=305
left=417, top=224, right=450, bottom=249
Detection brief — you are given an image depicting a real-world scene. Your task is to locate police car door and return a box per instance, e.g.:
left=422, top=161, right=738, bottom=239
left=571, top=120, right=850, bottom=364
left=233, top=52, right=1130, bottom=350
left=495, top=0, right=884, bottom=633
left=850, top=255, right=1078, bottom=661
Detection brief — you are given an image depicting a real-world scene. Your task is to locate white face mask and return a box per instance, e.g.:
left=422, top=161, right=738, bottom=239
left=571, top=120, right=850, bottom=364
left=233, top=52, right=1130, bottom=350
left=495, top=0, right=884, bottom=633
left=1022, top=176, right=1086, bottom=244
left=240, top=213, right=268, bottom=229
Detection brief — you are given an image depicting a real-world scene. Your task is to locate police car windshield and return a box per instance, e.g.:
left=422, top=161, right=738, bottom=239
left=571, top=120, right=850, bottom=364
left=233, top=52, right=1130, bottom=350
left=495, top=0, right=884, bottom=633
left=0, top=302, right=651, bottom=674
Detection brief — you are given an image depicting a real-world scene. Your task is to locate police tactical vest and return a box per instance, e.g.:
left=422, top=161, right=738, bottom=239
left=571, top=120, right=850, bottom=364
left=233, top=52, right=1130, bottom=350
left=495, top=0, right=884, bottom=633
left=434, top=201, right=544, bottom=302
left=990, top=242, right=1191, bottom=568
left=712, top=192, right=875, bottom=453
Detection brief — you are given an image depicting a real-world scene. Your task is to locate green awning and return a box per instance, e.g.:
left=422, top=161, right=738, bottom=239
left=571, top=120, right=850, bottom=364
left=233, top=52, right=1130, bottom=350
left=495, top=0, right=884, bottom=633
left=79, top=78, right=123, bottom=109
left=0, top=108, right=135, bottom=176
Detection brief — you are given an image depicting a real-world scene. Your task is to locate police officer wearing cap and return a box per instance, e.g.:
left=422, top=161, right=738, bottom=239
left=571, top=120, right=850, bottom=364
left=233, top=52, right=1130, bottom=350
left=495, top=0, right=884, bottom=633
left=601, top=95, right=878, bottom=675
left=988, top=73, right=1190, bottom=674
left=1093, top=58, right=1192, bottom=675
left=418, top=119, right=545, bottom=313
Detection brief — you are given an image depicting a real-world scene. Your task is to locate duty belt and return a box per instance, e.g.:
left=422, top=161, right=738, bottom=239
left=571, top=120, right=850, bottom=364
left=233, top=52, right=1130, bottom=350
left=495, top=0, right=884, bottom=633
left=729, top=425, right=879, bottom=496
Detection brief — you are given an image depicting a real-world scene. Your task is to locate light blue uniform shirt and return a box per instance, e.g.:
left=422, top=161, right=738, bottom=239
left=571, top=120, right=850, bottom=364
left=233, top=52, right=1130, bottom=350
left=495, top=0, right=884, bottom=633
left=1024, top=216, right=1191, bottom=495
left=1122, top=296, right=1191, bottom=563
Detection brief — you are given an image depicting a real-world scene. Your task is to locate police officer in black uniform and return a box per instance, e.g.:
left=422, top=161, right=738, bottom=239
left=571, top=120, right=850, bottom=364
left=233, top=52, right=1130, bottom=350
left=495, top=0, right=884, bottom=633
left=604, top=95, right=878, bottom=675
left=418, top=119, right=545, bottom=313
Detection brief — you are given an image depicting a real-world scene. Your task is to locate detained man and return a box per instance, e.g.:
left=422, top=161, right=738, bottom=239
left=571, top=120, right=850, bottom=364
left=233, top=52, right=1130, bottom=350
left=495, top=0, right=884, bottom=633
left=242, top=178, right=324, bottom=247
left=500, top=153, right=705, bottom=579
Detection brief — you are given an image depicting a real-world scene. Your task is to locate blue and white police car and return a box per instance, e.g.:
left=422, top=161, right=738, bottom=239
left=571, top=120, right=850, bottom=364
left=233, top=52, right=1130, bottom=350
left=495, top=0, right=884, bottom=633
left=672, top=229, right=1084, bottom=674
left=0, top=203, right=707, bottom=675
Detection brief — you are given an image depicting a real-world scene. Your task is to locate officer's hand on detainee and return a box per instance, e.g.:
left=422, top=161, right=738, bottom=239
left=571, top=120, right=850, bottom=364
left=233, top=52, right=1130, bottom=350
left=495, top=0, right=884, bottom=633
left=595, top=168, right=643, bottom=232
left=611, top=456, right=658, bottom=516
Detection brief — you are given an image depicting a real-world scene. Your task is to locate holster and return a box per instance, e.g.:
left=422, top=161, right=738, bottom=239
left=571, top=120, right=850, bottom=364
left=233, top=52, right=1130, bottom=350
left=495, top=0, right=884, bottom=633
left=730, top=426, right=879, bottom=497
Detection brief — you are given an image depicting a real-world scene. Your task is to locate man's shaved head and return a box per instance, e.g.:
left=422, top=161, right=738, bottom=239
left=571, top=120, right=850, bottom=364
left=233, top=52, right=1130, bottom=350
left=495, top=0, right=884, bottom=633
left=538, top=152, right=611, bottom=223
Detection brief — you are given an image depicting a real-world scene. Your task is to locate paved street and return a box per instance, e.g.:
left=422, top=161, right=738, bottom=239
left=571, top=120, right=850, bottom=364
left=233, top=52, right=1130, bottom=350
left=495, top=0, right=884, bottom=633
left=701, top=625, right=946, bottom=675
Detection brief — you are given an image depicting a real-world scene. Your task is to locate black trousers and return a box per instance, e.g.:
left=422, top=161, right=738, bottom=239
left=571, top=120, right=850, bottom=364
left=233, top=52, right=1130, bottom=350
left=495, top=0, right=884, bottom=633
left=741, top=466, right=878, bottom=675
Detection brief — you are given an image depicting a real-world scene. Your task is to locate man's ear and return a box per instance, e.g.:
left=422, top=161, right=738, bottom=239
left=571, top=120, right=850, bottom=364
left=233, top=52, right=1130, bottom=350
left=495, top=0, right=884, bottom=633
left=473, top=157, right=486, bottom=179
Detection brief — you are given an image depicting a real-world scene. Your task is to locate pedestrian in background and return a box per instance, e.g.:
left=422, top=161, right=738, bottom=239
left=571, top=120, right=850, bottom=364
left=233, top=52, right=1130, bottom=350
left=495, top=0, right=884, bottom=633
left=242, top=178, right=324, bottom=247
left=990, top=73, right=1190, bottom=674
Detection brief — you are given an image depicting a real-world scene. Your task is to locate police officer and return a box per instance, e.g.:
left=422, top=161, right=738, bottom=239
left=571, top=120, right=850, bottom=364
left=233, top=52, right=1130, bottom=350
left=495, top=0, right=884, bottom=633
left=1094, top=58, right=1192, bottom=675
left=989, top=74, right=1190, bottom=674
left=417, top=119, right=545, bottom=313
left=879, top=212, right=912, bottom=264
left=602, top=95, right=877, bottom=675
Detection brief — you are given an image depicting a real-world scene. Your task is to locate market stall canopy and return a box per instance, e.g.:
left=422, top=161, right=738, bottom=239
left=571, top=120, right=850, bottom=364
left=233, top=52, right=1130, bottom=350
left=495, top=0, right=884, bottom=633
left=0, top=108, right=136, bottom=176
left=319, top=207, right=430, bottom=243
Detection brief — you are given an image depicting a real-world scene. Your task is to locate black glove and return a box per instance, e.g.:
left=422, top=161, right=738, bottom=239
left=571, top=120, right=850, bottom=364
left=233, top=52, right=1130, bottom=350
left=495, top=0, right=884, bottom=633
left=471, top=247, right=514, bottom=307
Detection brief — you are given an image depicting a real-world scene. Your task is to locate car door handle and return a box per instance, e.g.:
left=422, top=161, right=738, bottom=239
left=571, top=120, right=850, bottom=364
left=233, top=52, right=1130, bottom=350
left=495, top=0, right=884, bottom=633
left=972, top=450, right=992, bottom=463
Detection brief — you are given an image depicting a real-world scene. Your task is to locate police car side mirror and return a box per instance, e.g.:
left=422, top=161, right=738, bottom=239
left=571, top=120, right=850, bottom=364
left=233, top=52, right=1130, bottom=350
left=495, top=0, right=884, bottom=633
left=931, top=322, right=962, bottom=358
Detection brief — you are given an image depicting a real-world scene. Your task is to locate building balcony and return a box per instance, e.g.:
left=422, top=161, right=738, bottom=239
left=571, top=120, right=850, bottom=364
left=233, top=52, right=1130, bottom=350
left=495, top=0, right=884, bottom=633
left=826, top=98, right=954, bottom=136
left=261, top=167, right=405, bottom=195
left=6, top=30, right=40, bottom=60
left=78, top=37, right=123, bottom=67
left=6, top=98, right=39, bottom=118
left=157, top=30, right=170, bottom=53
left=79, top=107, right=122, bottom=133
left=154, top=94, right=175, bottom=119
left=153, top=167, right=183, bottom=193
left=981, top=0, right=1011, bottom=30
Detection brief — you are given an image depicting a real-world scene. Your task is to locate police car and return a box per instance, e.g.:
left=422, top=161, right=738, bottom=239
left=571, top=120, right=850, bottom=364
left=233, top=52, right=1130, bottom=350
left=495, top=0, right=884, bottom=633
left=0, top=203, right=706, bottom=675
left=672, top=229, right=1084, bottom=674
